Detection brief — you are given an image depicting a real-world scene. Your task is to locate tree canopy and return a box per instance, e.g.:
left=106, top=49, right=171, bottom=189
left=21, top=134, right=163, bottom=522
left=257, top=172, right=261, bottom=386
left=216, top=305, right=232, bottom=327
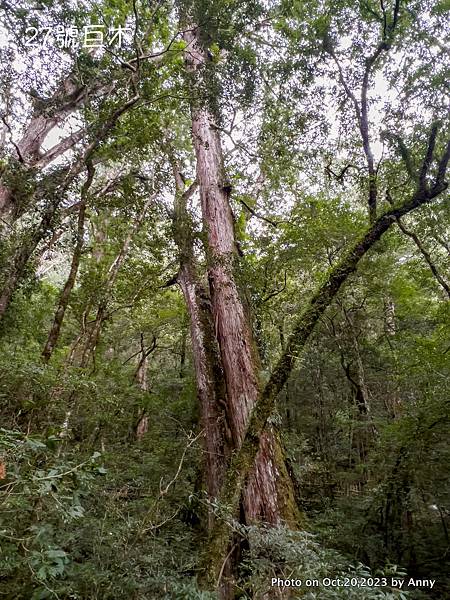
left=0, top=0, right=449, bottom=598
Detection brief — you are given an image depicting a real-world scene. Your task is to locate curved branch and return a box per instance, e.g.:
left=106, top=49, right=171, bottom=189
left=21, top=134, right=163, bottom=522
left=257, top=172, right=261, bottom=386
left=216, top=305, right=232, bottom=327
left=396, top=217, right=450, bottom=298
left=203, top=177, right=449, bottom=585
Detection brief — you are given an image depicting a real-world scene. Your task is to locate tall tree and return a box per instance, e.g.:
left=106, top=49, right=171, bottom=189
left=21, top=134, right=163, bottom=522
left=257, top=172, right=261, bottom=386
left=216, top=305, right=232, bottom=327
left=204, top=128, right=450, bottom=584
left=182, top=23, right=299, bottom=532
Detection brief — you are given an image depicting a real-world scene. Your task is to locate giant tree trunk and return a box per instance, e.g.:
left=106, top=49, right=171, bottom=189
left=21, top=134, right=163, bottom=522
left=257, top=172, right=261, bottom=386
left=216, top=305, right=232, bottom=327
left=172, top=170, right=230, bottom=505
left=172, top=172, right=236, bottom=599
left=178, top=262, right=231, bottom=503
left=183, top=26, right=298, bottom=545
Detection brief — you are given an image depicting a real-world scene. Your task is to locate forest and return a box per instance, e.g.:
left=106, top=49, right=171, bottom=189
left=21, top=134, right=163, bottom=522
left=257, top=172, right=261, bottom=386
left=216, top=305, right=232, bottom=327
left=0, top=0, right=449, bottom=598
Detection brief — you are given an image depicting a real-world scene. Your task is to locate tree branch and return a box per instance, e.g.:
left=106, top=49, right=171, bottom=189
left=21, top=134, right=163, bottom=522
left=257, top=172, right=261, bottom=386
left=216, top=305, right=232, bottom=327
left=419, top=122, right=439, bottom=191
left=237, top=197, right=279, bottom=227
left=396, top=217, right=450, bottom=298
left=392, top=135, right=415, bottom=180
left=203, top=176, right=448, bottom=584
left=432, top=138, right=450, bottom=194
left=34, top=128, right=86, bottom=168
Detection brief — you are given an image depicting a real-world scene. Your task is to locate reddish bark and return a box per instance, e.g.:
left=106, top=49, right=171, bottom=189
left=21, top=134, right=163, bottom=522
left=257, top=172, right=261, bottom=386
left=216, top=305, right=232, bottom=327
left=204, top=151, right=450, bottom=584
left=183, top=27, right=297, bottom=527
left=171, top=171, right=230, bottom=504
left=178, top=263, right=230, bottom=502
left=174, top=213, right=235, bottom=599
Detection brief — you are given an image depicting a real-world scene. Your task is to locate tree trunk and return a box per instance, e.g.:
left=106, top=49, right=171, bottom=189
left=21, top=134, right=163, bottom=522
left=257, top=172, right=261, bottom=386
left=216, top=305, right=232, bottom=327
left=133, top=333, right=155, bottom=440
left=179, top=323, right=187, bottom=378
left=79, top=193, right=155, bottom=367
left=42, top=164, right=94, bottom=362
left=203, top=169, right=449, bottom=584
left=173, top=191, right=235, bottom=598
left=178, top=262, right=231, bottom=503
left=134, top=339, right=150, bottom=392
left=0, top=96, right=139, bottom=322
left=183, top=26, right=298, bottom=531
left=171, top=170, right=230, bottom=506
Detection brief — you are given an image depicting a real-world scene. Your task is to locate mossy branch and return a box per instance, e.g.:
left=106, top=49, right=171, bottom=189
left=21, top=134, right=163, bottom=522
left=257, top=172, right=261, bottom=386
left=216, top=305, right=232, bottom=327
left=200, top=143, right=449, bottom=587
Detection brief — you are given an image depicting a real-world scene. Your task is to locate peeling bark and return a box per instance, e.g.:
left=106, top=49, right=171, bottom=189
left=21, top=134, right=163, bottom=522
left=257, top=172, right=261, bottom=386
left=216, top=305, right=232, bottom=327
left=178, top=262, right=230, bottom=502
left=183, top=26, right=298, bottom=533
left=172, top=175, right=235, bottom=599
left=171, top=170, right=230, bottom=505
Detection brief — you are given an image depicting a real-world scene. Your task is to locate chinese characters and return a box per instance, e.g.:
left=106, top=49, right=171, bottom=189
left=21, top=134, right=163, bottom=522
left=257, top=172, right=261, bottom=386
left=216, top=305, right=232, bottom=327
left=25, top=24, right=131, bottom=49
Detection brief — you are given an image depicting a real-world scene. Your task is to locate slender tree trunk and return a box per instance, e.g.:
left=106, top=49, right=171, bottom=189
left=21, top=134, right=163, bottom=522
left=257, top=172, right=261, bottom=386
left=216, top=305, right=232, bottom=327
left=79, top=303, right=107, bottom=368
left=179, top=323, right=187, bottom=378
left=80, top=193, right=155, bottom=367
left=341, top=306, right=377, bottom=443
left=134, top=335, right=151, bottom=392
left=42, top=164, right=95, bottom=362
left=133, top=333, right=155, bottom=440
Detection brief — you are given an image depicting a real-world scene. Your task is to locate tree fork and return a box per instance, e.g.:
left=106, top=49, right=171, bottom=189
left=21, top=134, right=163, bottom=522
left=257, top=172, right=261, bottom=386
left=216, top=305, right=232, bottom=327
left=183, top=24, right=300, bottom=530
left=0, top=95, right=140, bottom=322
left=202, top=159, right=449, bottom=586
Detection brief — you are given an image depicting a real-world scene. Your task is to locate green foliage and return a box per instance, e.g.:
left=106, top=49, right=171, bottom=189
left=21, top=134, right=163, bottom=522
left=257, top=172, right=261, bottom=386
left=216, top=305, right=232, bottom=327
left=1, top=0, right=449, bottom=597
left=238, top=526, right=413, bottom=599
left=0, top=428, right=104, bottom=598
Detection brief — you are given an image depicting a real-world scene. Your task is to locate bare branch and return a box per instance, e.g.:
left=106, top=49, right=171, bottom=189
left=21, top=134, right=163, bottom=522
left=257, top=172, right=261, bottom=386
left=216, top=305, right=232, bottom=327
left=237, top=197, right=279, bottom=227
left=34, top=128, right=86, bottom=168
left=325, top=162, right=360, bottom=185
left=392, top=0, right=401, bottom=32
left=380, top=0, right=387, bottom=38
left=396, top=217, right=450, bottom=298
left=329, top=51, right=361, bottom=122
left=419, top=122, right=439, bottom=191
left=129, top=28, right=195, bottom=65
left=159, top=430, right=203, bottom=496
